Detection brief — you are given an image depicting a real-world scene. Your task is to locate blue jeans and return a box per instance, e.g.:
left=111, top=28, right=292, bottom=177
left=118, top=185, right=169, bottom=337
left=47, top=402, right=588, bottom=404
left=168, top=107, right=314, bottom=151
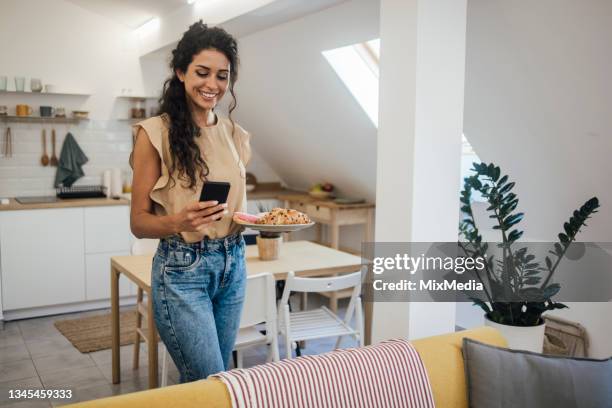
left=151, top=233, right=246, bottom=383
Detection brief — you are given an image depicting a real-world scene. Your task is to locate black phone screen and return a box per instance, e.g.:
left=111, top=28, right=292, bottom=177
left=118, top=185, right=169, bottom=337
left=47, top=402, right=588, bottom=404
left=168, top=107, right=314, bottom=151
left=199, top=181, right=231, bottom=205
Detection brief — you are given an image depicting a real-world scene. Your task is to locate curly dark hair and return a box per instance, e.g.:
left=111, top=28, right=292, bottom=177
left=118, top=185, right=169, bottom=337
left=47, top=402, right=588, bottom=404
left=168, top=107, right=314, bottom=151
left=159, top=21, right=239, bottom=189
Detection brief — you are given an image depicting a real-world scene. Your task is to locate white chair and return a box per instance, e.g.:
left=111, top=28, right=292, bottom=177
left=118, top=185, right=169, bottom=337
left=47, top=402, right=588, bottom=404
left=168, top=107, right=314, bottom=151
left=279, top=270, right=364, bottom=359
left=234, top=272, right=280, bottom=368
left=158, top=272, right=280, bottom=384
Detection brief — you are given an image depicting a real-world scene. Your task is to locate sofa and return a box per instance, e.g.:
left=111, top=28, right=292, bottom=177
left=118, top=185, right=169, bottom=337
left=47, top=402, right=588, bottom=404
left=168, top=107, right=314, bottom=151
left=66, top=327, right=506, bottom=408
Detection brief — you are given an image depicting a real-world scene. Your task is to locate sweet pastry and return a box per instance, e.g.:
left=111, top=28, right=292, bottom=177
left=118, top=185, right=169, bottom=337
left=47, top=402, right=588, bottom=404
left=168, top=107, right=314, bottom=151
left=255, top=208, right=311, bottom=225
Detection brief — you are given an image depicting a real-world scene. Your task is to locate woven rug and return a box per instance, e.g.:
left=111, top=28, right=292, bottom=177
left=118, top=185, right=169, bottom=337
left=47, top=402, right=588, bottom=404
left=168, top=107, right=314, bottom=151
left=54, top=310, right=157, bottom=353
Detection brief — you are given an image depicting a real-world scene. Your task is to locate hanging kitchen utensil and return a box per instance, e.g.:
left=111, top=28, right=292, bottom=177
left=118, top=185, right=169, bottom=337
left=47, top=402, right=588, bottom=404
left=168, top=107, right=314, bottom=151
left=41, top=129, right=49, bottom=166
left=6, top=127, right=12, bottom=157
left=50, top=128, right=58, bottom=166
left=3, top=127, right=11, bottom=158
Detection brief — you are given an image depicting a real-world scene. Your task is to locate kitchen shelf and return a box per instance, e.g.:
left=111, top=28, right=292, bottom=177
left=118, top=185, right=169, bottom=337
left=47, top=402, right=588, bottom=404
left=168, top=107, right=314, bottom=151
left=0, top=115, right=89, bottom=124
left=117, top=117, right=153, bottom=123
left=116, top=95, right=158, bottom=100
left=0, top=90, right=90, bottom=97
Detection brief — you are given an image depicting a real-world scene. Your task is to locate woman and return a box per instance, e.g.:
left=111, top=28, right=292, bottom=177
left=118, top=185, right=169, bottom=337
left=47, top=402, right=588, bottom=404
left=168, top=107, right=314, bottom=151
left=130, top=21, right=251, bottom=383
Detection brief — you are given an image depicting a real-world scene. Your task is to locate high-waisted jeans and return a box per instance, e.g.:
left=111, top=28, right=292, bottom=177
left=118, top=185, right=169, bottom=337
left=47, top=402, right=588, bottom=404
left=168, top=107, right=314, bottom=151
left=151, top=233, right=246, bottom=383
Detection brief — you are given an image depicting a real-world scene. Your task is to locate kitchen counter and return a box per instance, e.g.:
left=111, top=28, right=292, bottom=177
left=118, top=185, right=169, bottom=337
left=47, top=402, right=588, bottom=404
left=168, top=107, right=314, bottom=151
left=0, top=197, right=130, bottom=211
left=0, top=186, right=317, bottom=211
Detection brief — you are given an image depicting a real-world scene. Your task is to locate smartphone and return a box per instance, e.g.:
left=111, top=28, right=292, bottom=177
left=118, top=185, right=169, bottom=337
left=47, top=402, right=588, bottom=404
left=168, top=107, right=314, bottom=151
left=199, top=181, right=231, bottom=215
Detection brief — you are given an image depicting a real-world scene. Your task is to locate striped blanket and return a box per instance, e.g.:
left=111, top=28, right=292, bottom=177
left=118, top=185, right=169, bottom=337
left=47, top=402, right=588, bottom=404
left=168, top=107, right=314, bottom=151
left=213, top=339, right=434, bottom=408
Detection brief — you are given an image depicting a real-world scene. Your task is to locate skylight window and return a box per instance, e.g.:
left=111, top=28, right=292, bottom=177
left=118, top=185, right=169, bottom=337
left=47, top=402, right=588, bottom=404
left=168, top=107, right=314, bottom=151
left=461, top=134, right=485, bottom=202
left=324, top=39, right=482, bottom=202
left=323, top=39, right=380, bottom=126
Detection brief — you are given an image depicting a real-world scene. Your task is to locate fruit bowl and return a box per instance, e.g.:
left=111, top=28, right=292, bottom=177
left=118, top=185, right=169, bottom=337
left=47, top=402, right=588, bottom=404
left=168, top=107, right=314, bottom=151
left=309, top=190, right=333, bottom=199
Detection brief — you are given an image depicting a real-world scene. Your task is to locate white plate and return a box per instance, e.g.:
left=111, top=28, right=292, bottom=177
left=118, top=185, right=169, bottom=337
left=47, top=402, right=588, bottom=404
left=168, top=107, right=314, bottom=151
left=234, top=218, right=315, bottom=233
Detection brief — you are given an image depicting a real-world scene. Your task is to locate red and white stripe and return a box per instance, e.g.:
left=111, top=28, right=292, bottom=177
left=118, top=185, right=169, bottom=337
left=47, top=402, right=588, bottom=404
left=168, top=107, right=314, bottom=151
left=212, top=339, right=435, bottom=408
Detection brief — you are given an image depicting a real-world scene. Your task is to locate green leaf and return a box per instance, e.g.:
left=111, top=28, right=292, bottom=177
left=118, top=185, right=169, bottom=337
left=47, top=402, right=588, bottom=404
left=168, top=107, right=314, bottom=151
left=500, top=200, right=519, bottom=217
left=520, top=288, right=544, bottom=301
left=501, top=193, right=517, bottom=204
left=504, top=213, right=524, bottom=228
left=545, top=256, right=552, bottom=270
left=508, top=230, right=523, bottom=242
left=487, top=163, right=495, bottom=177
left=547, top=302, right=568, bottom=310
left=524, top=270, right=541, bottom=277
left=543, top=284, right=561, bottom=298
left=470, top=298, right=491, bottom=314
left=523, top=277, right=540, bottom=285
left=499, top=182, right=515, bottom=195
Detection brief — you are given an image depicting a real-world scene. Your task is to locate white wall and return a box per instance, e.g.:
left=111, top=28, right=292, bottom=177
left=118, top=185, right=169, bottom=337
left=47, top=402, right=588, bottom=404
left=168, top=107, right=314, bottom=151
left=233, top=0, right=379, bottom=250
left=234, top=0, right=379, bottom=200
left=372, top=0, right=466, bottom=343
left=464, top=0, right=612, bottom=242
left=0, top=0, right=147, bottom=197
left=0, top=0, right=280, bottom=197
left=462, top=0, right=612, bottom=357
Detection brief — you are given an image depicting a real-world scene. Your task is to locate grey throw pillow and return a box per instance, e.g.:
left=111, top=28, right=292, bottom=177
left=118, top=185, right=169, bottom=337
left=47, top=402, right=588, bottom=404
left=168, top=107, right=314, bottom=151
left=462, top=338, right=612, bottom=408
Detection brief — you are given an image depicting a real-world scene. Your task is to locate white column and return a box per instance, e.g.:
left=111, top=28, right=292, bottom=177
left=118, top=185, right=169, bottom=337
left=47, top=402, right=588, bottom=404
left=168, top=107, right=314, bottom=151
left=372, top=0, right=467, bottom=343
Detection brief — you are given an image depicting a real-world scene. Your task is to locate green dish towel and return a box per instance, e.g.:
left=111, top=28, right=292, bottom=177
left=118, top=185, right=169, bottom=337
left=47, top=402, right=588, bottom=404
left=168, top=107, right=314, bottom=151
left=54, top=132, right=89, bottom=187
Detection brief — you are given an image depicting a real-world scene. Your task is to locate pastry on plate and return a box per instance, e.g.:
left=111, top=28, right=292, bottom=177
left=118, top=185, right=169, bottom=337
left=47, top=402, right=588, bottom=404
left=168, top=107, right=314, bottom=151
left=255, top=208, right=311, bottom=225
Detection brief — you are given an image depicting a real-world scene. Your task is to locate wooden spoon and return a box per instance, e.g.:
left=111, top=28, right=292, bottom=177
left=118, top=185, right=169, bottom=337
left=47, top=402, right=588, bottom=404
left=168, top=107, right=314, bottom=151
left=50, top=129, right=58, bottom=166
left=41, top=129, right=49, bottom=166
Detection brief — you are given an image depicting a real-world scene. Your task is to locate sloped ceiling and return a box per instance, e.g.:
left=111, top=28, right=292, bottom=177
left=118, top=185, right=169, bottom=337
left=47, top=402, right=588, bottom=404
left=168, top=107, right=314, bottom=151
left=66, top=0, right=186, bottom=28
left=233, top=0, right=380, bottom=201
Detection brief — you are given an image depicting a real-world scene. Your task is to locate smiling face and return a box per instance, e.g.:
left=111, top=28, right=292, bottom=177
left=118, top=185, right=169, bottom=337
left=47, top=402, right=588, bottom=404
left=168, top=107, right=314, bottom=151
left=177, top=48, right=231, bottom=114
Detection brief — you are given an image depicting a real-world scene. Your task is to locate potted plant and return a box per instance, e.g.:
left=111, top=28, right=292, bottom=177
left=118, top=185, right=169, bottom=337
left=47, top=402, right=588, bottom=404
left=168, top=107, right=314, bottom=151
left=458, top=162, right=599, bottom=352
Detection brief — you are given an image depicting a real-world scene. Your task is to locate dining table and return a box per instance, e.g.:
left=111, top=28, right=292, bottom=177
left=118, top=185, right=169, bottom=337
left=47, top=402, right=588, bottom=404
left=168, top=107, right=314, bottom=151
left=110, top=240, right=363, bottom=388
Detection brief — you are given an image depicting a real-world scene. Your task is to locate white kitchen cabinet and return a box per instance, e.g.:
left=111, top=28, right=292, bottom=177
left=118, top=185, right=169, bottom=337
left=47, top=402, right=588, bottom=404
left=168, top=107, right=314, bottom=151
left=0, top=208, right=86, bottom=310
left=84, top=206, right=131, bottom=254
left=86, top=252, right=132, bottom=300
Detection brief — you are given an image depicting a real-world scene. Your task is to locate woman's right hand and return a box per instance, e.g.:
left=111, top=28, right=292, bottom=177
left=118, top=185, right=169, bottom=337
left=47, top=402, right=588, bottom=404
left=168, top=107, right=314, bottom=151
left=172, top=201, right=228, bottom=233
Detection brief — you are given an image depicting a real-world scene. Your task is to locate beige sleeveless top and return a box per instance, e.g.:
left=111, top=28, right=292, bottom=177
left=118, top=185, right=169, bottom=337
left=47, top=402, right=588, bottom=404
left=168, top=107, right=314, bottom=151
left=132, top=114, right=251, bottom=243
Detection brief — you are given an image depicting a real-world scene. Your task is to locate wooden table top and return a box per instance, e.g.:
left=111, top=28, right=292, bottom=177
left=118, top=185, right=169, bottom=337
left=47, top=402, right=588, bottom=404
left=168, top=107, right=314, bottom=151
left=111, top=240, right=363, bottom=291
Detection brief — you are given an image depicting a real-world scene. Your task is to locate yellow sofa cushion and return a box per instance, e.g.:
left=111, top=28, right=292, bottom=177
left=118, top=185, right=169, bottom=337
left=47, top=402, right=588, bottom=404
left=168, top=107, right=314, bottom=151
left=412, top=327, right=507, bottom=408
left=66, top=377, right=230, bottom=408
left=66, top=327, right=505, bottom=408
